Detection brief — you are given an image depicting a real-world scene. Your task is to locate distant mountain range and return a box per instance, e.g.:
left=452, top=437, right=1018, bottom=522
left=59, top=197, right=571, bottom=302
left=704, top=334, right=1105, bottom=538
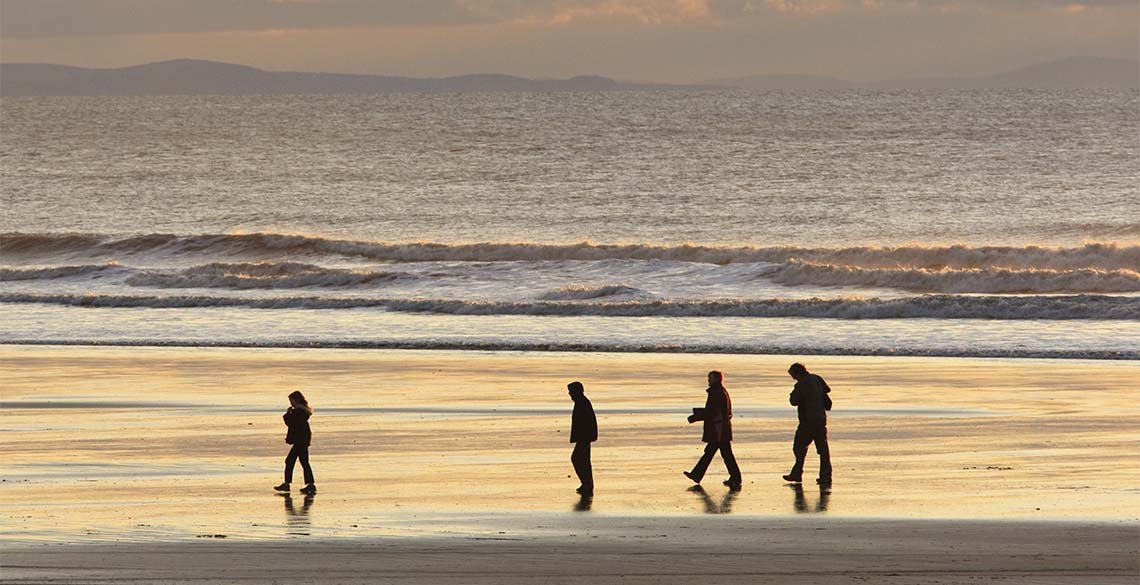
left=1, top=56, right=1136, bottom=96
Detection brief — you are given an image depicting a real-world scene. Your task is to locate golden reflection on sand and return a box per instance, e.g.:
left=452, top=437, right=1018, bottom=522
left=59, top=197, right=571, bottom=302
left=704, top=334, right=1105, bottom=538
left=1, top=346, right=1137, bottom=542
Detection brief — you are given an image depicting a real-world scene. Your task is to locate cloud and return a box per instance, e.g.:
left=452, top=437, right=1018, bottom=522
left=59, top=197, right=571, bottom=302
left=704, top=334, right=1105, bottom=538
left=5, top=0, right=1136, bottom=39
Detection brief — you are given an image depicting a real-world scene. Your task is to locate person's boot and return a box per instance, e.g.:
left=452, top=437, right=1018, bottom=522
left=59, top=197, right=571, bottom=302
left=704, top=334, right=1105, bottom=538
left=299, top=484, right=317, bottom=495
left=782, top=474, right=802, bottom=483
left=683, top=471, right=701, bottom=484
left=274, top=483, right=290, bottom=492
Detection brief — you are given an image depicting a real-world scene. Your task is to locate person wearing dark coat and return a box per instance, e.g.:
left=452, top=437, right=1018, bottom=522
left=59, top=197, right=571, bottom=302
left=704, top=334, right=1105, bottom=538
left=684, top=371, right=742, bottom=488
left=783, top=363, right=833, bottom=485
left=275, top=390, right=316, bottom=495
left=567, top=381, right=597, bottom=496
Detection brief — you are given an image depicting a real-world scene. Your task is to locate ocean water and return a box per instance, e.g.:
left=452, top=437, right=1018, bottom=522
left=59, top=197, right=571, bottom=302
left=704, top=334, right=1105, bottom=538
left=2, top=90, right=1138, bottom=358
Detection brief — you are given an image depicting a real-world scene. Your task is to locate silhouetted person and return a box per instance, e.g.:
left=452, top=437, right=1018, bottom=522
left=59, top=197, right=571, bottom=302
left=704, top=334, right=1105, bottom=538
left=783, top=363, right=832, bottom=485
left=274, top=390, right=316, bottom=495
left=568, top=381, right=597, bottom=496
left=684, top=371, right=742, bottom=488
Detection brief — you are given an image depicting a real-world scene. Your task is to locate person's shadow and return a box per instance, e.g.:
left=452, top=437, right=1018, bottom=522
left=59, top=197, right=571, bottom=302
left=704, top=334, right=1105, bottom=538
left=280, top=493, right=315, bottom=535
left=790, top=483, right=829, bottom=513
left=573, top=493, right=593, bottom=512
left=688, top=485, right=740, bottom=514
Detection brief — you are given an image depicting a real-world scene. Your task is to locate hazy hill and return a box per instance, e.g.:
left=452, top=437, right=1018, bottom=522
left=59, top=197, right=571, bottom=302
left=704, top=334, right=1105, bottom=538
left=1, top=56, right=1135, bottom=95
left=0, top=59, right=644, bottom=96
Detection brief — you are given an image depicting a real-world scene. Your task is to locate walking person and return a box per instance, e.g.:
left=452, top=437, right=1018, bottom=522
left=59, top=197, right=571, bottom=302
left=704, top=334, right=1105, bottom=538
left=275, top=390, right=317, bottom=495
left=783, top=363, right=833, bottom=485
left=684, top=371, right=742, bottom=489
left=567, top=381, right=597, bottom=496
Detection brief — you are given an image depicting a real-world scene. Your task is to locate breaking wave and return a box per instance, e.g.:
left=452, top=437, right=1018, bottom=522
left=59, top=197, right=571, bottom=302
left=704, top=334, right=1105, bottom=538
left=768, top=261, right=1140, bottom=293
left=2, top=293, right=1136, bottom=320
left=124, top=262, right=413, bottom=290
left=4, top=232, right=1138, bottom=270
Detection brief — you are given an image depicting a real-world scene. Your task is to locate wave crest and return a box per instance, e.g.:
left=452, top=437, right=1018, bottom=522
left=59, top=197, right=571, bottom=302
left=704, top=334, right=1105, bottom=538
left=4, top=232, right=1137, bottom=270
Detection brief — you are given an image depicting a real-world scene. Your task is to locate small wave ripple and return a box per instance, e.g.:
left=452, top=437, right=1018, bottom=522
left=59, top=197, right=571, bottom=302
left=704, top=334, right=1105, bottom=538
left=536, top=285, right=647, bottom=300
left=769, top=261, right=1140, bottom=293
left=123, top=262, right=413, bottom=290
left=0, top=264, right=121, bottom=281
left=2, top=293, right=1136, bottom=320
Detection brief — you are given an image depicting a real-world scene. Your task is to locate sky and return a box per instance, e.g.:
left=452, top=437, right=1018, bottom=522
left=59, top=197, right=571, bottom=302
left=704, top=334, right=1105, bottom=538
left=0, top=0, right=1137, bottom=83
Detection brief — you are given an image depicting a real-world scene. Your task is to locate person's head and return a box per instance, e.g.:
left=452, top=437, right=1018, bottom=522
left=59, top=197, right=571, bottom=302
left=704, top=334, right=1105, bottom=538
left=567, top=381, right=584, bottom=399
left=788, top=363, right=808, bottom=381
left=708, top=370, right=724, bottom=386
left=288, top=390, right=308, bottom=408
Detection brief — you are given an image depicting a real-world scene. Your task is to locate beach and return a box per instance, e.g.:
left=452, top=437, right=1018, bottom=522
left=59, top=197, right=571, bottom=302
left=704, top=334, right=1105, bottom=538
left=2, top=345, right=1137, bottom=583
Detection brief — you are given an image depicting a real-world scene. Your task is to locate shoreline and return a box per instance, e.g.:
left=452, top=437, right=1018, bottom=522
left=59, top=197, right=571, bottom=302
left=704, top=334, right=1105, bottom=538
left=2, top=339, right=1137, bottom=360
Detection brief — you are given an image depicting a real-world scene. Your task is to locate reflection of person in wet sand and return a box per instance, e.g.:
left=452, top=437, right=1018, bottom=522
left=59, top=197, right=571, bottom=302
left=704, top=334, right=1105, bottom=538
left=281, top=493, right=314, bottom=536
left=574, top=492, right=592, bottom=512
left=567, top=381, right=597, bottom=496
left=790, top=483, right=830, bottom=513
left=688, top=485, right=740, bottom=514
left=684, top=371, right=742, bottom=489
left=783, top=363, right=833, bottom=486
left=275, top=390, right=317, bottom=495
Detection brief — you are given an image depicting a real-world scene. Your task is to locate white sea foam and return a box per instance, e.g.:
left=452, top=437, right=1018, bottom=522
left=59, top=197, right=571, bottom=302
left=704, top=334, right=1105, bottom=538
left=2, top=293, right=1135, bottom=320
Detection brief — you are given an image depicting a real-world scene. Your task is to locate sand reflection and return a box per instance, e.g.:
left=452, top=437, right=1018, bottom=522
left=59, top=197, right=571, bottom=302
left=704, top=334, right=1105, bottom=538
left=280, top=493, right=314, bottom=536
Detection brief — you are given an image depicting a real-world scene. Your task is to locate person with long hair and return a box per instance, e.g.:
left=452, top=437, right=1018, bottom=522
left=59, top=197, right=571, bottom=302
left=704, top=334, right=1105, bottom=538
left=274, top=390, right=316, bottom=495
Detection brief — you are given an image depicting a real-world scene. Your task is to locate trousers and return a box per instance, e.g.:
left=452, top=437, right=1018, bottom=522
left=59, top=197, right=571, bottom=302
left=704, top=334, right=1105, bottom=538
left=789, top=422, right=831, bottom=480
left=571, top=441, right=593, bottom=489
left=285, top=444, right=315, bottom=485
left=689, top=440, right=741, bottom=482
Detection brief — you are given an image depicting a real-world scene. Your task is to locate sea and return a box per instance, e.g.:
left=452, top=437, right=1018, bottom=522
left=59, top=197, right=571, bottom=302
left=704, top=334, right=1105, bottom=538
left=2, top=90, right=1138, bottom=359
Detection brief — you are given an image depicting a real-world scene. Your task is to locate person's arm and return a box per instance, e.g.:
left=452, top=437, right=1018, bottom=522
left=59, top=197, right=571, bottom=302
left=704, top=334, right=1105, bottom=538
left=789, top=382, right=802, bottom=406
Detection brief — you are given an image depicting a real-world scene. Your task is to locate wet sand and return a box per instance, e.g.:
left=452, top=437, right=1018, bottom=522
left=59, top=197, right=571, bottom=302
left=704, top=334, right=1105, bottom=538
left=1, top=346, right=1137, bottom=582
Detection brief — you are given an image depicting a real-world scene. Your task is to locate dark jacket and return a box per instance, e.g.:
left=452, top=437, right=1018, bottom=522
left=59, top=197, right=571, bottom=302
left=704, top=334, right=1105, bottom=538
left=694, top=384, right=733, bottom=443
left=570, top=396, right=597, bottom=443
left=283, top=406, right=312, bottom=446
left=790, top=374, right=831, bottom=425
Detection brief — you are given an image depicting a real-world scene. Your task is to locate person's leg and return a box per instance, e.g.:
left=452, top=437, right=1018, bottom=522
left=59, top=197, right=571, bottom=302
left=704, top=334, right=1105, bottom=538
left=571, top=441, right=593, bottom=491
left=720, top=441, right=742, bottom=482
left=787, top=426, right=811, bottom=480
left=689, top=442, right=719, bottom=481
left=284, top=444, right=300, bottom=484
left=815, top=425, right=831, bottom=482
left=297, top=445, right=314, bottom=485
